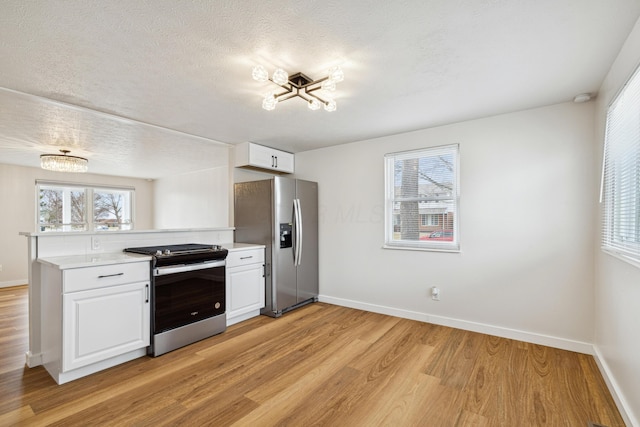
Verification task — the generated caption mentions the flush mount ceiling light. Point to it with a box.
[40,149,88,173]
[252,65,344,112]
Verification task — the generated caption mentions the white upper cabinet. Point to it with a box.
[235,142,294,174]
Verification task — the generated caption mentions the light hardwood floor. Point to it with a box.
[0,285,625,426]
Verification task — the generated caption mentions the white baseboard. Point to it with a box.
[317,295,594,355]
[25,351,43,368]
[45,348,147,385]
[0,279,28,288]
[592,345,637,427]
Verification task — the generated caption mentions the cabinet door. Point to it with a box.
[249,143,278,170]
[273,151,295,173]
[226,264,265,318]
[63,281,150,372]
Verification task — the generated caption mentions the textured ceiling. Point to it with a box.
[1,0,639,179]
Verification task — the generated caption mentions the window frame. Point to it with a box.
[600,62,640,267]
[36,180,135,233]
[384,144,460,252]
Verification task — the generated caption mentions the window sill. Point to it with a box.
[383,244,460,253]
[601,248,640,270]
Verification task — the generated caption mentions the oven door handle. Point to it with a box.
[154,260,225,276]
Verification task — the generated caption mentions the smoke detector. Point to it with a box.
[573,93,592,103]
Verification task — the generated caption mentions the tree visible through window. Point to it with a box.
[385,144,459,251]
[39,186,86,231]
[37,182,133,232]
[94,190,131,230]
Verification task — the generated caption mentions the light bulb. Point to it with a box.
[328,66,344,82]
[324,99,337,112]
[262,92,278,111]
[252,65,268,82]
[308,99,321,110]
[272,68,289,86]
[321,79,336,92]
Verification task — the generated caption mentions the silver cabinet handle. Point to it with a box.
[145,284,149,303]
[98,272,124,279]
[240,256,253,260]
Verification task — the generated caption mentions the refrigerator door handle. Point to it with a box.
[292,200,298,265]
[294,198,303,266]
[298,198,303,266]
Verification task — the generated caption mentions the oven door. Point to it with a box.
[153,261,225,334]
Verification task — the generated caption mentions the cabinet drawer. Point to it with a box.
[226,248,265,268]
[63,262,150,293]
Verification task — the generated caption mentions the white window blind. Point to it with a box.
[384,144,459,251]
[601,63,640,264]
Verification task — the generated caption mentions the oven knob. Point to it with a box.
[164,249,171,255]
[155,250,162,256]
[215,302,221,309]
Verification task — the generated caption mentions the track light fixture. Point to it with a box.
[252,65,344,112]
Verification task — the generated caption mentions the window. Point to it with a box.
[420,214,439,226]
[93,188,133,231]
[38,186,86,231]
[384,144,459,251]
[601,63,640,264]
[38,182,134,232]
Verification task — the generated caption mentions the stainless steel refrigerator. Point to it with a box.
[234,177,318,317]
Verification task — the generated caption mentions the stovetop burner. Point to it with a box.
[124,243,228,267]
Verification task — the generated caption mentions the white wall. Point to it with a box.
[296,101,597,351]
[0,163,154,287]
[593,15,640,427]
[153,165,229,229]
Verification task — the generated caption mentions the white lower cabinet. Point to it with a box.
[41,260,150,384]
[226,247,265,326]
[63,281,150,372]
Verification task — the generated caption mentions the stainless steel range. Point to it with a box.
[123,243,228,356]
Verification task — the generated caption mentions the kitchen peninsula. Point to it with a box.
[22,228,265,384]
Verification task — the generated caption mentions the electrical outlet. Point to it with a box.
[431,286,440,301]
[0,264,3,272]
[91,236,101,250]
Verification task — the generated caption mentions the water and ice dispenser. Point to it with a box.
[280,223,292,248]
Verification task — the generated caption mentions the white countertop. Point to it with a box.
[37,243,263,270]
[223,242,265,251]
[20,227,234,238]
[38,252,152,270]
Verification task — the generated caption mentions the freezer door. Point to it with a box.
[295,179,319,303]
[273,177,298,312]
[234,180,274,313]
[234,180,273,247]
